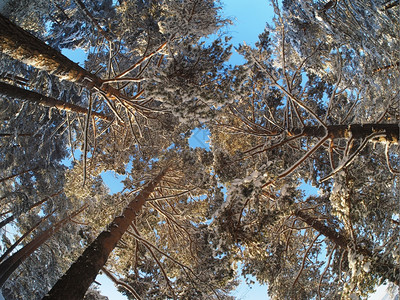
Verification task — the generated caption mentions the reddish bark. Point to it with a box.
[0,191,62,230]
[295,210,400,285]
[42,168,168,300]
[73,0,113,42]
[0,14,126,102]
[0,205,87,287]
[0,82,113,122]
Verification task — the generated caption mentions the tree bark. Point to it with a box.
[295,124,399,143]
[42,168,168,300]
[0,14,123,100]
[0,167,38,184]
[0,205,87,287]
[295,210,400,285]
[0,191,62,230]
[0,210,54,263]
[0,82,113,122]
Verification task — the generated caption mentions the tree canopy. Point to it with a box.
[0,0,399,299]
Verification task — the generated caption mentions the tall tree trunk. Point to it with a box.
[0,14,122,100]
[0,205,87,287]
[0,167,38,184]
[295,124,399,143]
[42,168,168,300]
[0,210,54,263]
[0,82,113,122]
[0,191,62,230]
[295,209,400,285]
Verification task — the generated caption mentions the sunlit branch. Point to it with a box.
[340,92,360,122]
[262,134,329,188]
[373,61,400,71]
[376,90,400,123]
[242,132,304,159]
[320,132,387,182]
[343,136,354,157]
[248,51,327,128]
[73,0,113,42]
[147,189,196,202]
[101,77,144,85]
[325,64,342,123]
[82,93,93,186]
[328,139,336,170]
[66,114,76,161]
[292,233,321,288]
[290,43,322,89]
[101,267,142,300]
[97,90,125,123]
[129,225,175,298]
[229,105,274,135]
[116,42,168,79]
[318,246,336,300]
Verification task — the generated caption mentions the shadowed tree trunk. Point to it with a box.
[0,191,62,230]
[0,205,87,287]
[42,167,168,300]
[0,82,113,122]
[295,209,400,285]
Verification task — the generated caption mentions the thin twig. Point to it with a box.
[320,132,387,182]
[101,267,142,300]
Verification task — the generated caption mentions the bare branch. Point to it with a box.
[101,267,142,300]
[292,233,321,288]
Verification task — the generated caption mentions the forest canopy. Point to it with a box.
[0,0,399,299]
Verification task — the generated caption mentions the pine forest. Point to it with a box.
[0,0,400,299]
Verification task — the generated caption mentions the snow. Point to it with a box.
[369,285,399,300]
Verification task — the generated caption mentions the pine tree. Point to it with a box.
[209,1,400,298]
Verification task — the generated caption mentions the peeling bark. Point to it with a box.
[294,124,399,143]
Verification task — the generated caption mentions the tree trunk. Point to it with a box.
[0,82,113,122]
[0,167,38,184]
[42,168,168,300]
[0,191,62,230]
[296,124,399,143]
[0,205,87,287]
[0,14,122,100]
[0,210,54,263]
[295,210,400,285]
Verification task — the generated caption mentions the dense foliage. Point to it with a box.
[0,0,399,299]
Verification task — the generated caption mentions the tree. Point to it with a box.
[1,0,234,298]
[209,1,400,298]
[0,204,87,287]
[43,167,168,299]
[3,0,399,299]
